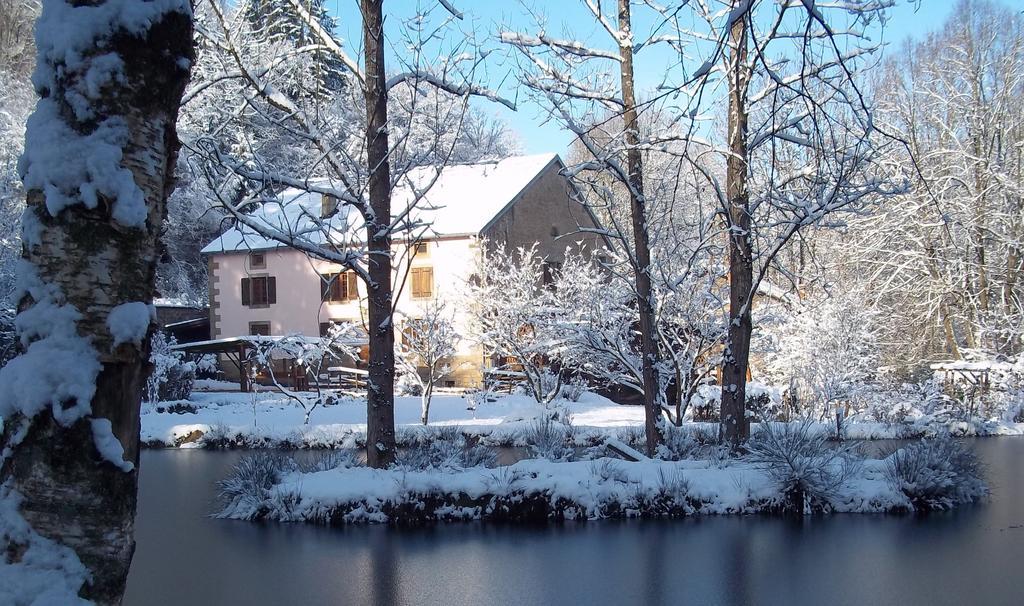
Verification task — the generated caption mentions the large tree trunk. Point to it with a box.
[617,0,662,456]
[720,5,752,448]
[361,0,397,468]
[0,2,192,603]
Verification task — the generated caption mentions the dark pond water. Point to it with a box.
[124,439,1024,606]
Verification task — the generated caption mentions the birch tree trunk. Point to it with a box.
[720,6,752,448]
[617,0,662,456]
[361,0,397,468]
[0,1,193,603]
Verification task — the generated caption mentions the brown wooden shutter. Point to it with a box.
[268,276,277,304]
[421,268,433,297]
[320,274,330,301]
[241,278,250,306]
[347,271,359,300]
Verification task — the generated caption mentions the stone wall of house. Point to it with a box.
[481,161,604,259]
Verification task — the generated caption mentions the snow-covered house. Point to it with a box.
[200,153,603,387]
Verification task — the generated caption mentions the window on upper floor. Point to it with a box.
[241,276,276,307]
[413,241,429,257]
[249,252,266,269]
[321,271,359,302]
[410,267,433,298]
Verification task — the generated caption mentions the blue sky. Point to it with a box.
[327,0,1018,156]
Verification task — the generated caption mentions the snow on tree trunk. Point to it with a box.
[361,0,396,469]
[0,1,193,603]
[617,0,662,457]
[720,4,752,448]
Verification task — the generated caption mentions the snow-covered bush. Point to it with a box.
[395,427,496,470]
[146,331,195,402]
[1003,395,1024,423]
[559,376,587,402]
[883,437,987,510]
[655,424,703,461]
[395,371,423,396]
[758,292,879,421]
[217,453,296,513]
[297,449,363,473]
[525,417,574,461]
[746,419,862,512]
[616,426,647,452]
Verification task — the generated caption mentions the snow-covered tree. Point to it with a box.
[0,1,40,301]
[839,0,1024,366]
[467,245,564,404]
[0,1,193,602]
[396,299,459,425]
[758,291,880,427]
[553,249,725,426]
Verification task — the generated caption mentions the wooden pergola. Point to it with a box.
[929,360,1014,395]
[171,334,368,392]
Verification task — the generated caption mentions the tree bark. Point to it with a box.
[0,3,193,603]
[720,5,752,448]
[361,0,397,468]
[617,0,662,456]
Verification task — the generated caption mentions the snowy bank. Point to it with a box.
[215,439,986,525]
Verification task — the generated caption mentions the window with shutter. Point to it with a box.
[321,272,359,302]
[410,267,433,298]
[243,276,275,307]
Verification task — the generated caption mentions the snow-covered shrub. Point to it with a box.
[525,417,573,461]
[758,292,879,421]
[395,427,496,470]
[560,376,587,402]
[146,331,195,402]
[297,449,362,473]
[655,424,702,461]
[746,419,861,512]
[395,370,423,396]
[616,426,646,452]
[217,453,296,513]
[465,381,497,410]
[883,437,987,510]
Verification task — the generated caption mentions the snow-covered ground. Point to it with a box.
[141,389,1024,449]
[141,391,648,448]
[219,456,908,523]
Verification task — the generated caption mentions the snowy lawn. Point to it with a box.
[141,389,1024,449]
[141,391,647,448]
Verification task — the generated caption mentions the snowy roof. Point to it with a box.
[201,153,560,254]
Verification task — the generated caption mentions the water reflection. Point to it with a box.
[125,439,1023,606]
